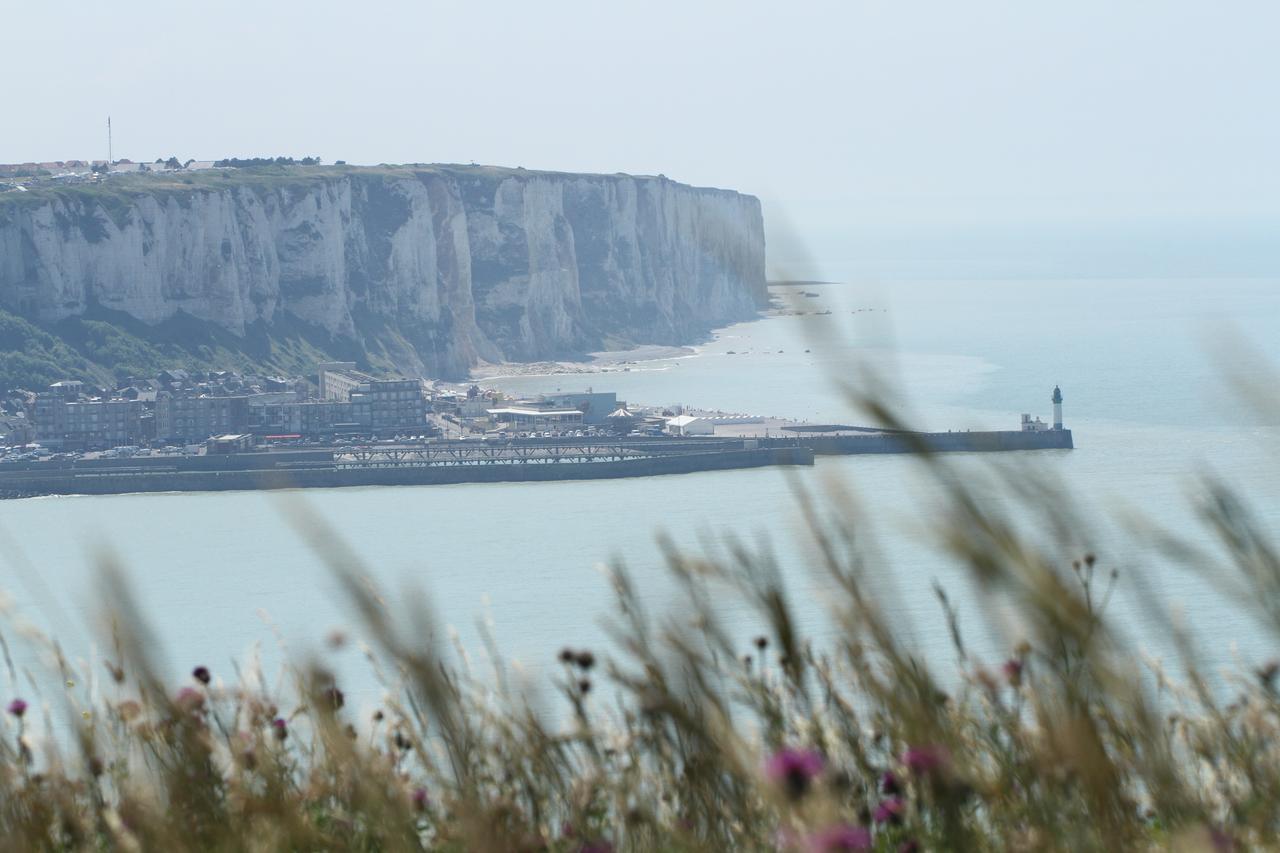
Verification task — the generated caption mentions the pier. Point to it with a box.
[0,426,1072,499]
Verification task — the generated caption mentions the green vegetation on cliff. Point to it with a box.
[0,307,401,390]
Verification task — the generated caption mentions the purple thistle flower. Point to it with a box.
[765,747,825,798]
[903,744,948,777]
[272,717,288,741]
[7,698,27,718]
[1002,658,1023,685]
[806,824,872,852]
[874,797,906,825]
[1210,827,1235,852]
[192,665,211,685]
[411,787,428,810]
[880,770,902,795]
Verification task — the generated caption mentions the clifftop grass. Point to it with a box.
[0,163,748,215]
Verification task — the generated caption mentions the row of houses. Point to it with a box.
[26,367,431,450]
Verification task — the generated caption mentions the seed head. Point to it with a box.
[322,686,345,710]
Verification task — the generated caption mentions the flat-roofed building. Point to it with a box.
[542,391,618,425]
[486,407,584,431]
[156,394,250,443]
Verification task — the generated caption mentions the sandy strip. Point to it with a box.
[470,344,696,380]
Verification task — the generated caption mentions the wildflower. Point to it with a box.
[880,770,902,795]
[322,686,345,710]
[806,824,871,852]
[754,635,769,650]
[903,745,948,777]
[579,678,592,694]
[272,717,288,741]
[1257,661,1279,689]
[192,665,211,685]
[1003,658,1024,686]
[874,797,906,826]
[174,687,204,712]
[411,787,428,811]
[559,648,576,664]
[575,650,595,670]
[7,698,27,718]
[765,747,825,798]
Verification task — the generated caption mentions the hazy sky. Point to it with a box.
[5,1,1277,278]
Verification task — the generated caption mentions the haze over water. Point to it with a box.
[2,278,1277,714]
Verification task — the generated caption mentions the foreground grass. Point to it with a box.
[1,387,1277,852]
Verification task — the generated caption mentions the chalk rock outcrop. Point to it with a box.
[0,165,766,377]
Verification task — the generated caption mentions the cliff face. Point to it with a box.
[0,166,766,378]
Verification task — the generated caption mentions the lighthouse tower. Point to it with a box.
[1052,385,1063,430]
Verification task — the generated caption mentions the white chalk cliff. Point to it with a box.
[0,166,766,377]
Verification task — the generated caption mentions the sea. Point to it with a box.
[2,278,1278,719]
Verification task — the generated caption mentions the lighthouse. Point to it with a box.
[1052,385,1063,430]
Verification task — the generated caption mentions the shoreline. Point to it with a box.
[469,343,701,381]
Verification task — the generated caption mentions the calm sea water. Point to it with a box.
[2,278,1277,718]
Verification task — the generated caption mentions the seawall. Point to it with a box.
[0,445,814,498]
[798,429,1074,455]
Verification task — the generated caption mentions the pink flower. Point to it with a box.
[272,717,288,741]
[7,698,27,717]
[175,687,204,712]
[874,797,906,825]
[807,824,871,852]
[903,744,948,777]
[1002,658,1023,685]
[411,787,428,810]
[765,748,825,797]
[880,770,902,795]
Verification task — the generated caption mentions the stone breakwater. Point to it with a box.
[0,166,767,378]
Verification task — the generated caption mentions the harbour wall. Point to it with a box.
[794,429,1074,455]
[0,446,814,498]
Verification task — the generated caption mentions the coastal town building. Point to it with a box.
[540,391,619,425]
[665,415,715,436]
[486,407,584,431]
